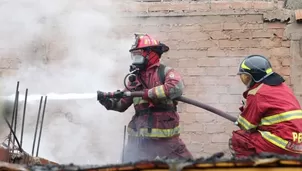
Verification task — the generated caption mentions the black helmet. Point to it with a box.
[238,55,274,82]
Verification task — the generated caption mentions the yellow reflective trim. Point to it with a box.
[266,68,273,74]
[260,110,302,126]
[155,85,166,98]
[133,97,148,105]
[258,131,288,149]
[127,126,180,138]
[237,115,257,130]
[241,60,251,70]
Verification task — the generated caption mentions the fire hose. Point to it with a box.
[100,91,237,123]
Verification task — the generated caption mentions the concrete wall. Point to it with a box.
[115,0,302,157]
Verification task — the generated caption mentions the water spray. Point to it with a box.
[2,93,97,103]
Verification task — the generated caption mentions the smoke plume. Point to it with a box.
[0,0,134,165]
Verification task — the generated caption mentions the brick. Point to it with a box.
[281,57,291,66]
[210,1,232,10]
[195,94,221,104]
[211,133,230,143]
[203,143,228,154]
[180,113,196,123]
[197,58,219,67]
[178,59,199,68]
[219,40,259,48]
[248,48,271,57]
[205,67,228,76]
[252,29,284,38]
[191,133,212,144]
[283,76,291,85]
[183,76,200,85]
[188,142,204,153]
[270,47,290,56]
[259,38,282,48]
[215,76,238,86]
[185,68,206,76]
[227,30,252,40]
[200,86,228,94]
[228,85,245,95]
[243,23,264,30]
[223,23,242,30]
[198,76,219,85]
[219,58,241,67]
[252,1,275,10]
[186,50,207,58]
[269,58,282,69]
[282,41,290,47]
[280,66,291,76]
[205,123,225,134]
[228,66,240,76]
[170,31,209,41]
[147,3,190,12]
[196,113,216,123]
[179,25,202,32]
[202,23,223,31]
[227,49,250,57]
[198,40,219,48]
[184,122,204,132]
[239,14,263,23]
[189,3,210,11]
[208,31,230,40]
[207,48,226,57]
[264,23,286,29]
[219,94,242,104]
[231,2,253,10]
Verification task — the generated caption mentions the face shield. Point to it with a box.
[129,49,148,72]
[131,49,145,65]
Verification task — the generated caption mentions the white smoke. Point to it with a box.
[0,0,135,165]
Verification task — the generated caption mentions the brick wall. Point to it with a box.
[0,0,300,161]
[116,0,294,158]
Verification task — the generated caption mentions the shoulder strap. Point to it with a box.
[158,64,166,84]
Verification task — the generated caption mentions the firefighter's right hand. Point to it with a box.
[97,91,113,110]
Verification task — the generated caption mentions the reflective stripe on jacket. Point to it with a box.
[237,83,302,154]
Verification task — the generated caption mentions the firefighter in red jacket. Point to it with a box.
[97,34,193,162]
[231,54,302,158]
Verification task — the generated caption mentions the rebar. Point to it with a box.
[31,96,43,156]
[7,81,19,161]
[20,88,28,148]
[36,96,47,157]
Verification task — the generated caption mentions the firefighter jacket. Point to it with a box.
[237,82,302,154]
[109,62,184,139]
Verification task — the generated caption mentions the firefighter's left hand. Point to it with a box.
[142,89,150,99]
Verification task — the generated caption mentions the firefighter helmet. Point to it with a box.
[129,33,169,55]
[238,55,274,83]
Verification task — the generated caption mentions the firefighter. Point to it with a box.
[230,54,302,158]
[97,33,193,162]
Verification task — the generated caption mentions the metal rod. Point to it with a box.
[7,81,19,159]
[4,117,23,153]
[31,96,43,156]
[12,91,19,155]
[121,125,126,163]
[36,96,47,157]
[20,88,28,148]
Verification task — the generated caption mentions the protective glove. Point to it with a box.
[97,91,113,110]
[142,89,150,100]
[239,100,246,112]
